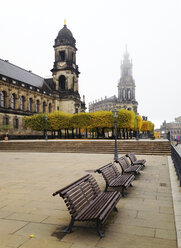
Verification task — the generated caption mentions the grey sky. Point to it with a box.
[0,0,180,128]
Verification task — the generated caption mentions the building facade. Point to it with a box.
[160,116,181,139]
[89,48,138,113]
[0,22,85,137]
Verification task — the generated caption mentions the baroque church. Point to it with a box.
[89,48,138,113]
[0,21,85,137]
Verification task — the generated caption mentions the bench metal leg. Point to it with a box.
[96,220,104,238]
[130,183,133,187]
[121,187,126,197]
[104,184,108,192]
[114,206,118,212]
[64,218,74,233]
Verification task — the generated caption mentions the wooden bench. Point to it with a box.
[117,156,143,176]
[52,174,121,237]
[95,162,135,197]
[126,152,146,167]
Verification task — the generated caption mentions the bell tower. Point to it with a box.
[51,21,85,113]
[51,20,79,93]
[118,46,138,112]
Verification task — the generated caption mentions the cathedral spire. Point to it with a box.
[124,44,129,60]
[64,19,67,27]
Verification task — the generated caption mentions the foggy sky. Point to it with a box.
[0,0,181,128]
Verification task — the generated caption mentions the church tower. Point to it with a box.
[51,21,85,113]
[118,47,138,113]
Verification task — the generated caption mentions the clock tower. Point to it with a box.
[51,21,85,113]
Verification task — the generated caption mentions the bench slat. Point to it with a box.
[76,191,120,220]
[52,174,121,237]
[95,162,135,196]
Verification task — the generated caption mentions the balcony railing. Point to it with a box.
[171,144,181,186]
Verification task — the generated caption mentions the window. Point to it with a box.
[11,94,16,109]
[28,98,33,112]
[35,100,40,113]
[22,119,26,130]
[59,75,66,91]
[3,116,9,125]
[48,103,52,113]
[43,102,46,113]
[13,117,19,129]
[20,96,25,110]
[0,91,5,107]
[123,89,126,100]
[127,89,131,100]
[59,51,65,61]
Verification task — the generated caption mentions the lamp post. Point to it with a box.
[45,115,48,141]
[136,113,139,140]
[112,108,119,162]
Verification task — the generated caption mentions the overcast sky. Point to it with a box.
[0,0,181,128]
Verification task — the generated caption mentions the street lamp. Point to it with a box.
[45,115,48,141]
[136,114,139,140]
[112,108,119,162]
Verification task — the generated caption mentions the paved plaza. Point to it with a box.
[0,152,180,247]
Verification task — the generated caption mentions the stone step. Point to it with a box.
[0,140,171,155]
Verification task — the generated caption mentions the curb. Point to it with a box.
[168,156,181,248]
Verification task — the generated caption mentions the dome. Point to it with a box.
[58,25,73,40]
[54,22,76,48]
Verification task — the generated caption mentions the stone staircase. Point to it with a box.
[0,139,171,155]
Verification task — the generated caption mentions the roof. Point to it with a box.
[106,95,117,101]
[0,59,46,88]
[58,25,73,40]
[54,24,76,48]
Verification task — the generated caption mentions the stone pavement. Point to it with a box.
[0,152,178,248]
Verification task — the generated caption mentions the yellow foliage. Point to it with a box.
[141,121,154,132]
[138,115,143,129]
[24,110,152,133]
[48,111,72,130]
[89,111,113,129]
[24,114,49,131]
[117,109,136,129]
[70,112,91,129]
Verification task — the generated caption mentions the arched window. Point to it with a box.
[123,89,126,100]
[48,103,52,113]
[59,50,65,61]
[28,98,33,112]
[127,89,131,100]
[0,91,5,107]
[35,100,40,113]
[13,117,19,129]
[59,75,66,91]
[3,116,9,125]
[43,101,46,113]
[20,96,25,110]
[11,93,16,109]
[22,119,26,130]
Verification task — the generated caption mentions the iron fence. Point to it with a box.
[171,144,181,186]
